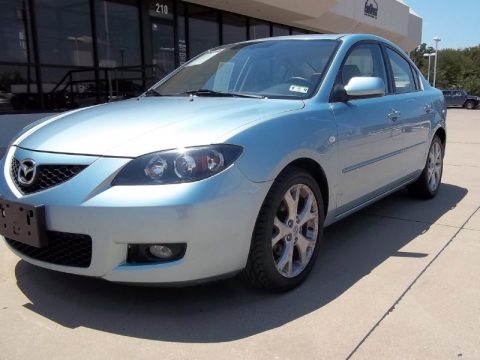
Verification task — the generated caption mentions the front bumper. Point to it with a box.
[0,146,271,283]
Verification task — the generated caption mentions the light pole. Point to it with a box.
[423,52,435,84]
[433,37,441,87]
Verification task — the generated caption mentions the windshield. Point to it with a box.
[151,39,338,99]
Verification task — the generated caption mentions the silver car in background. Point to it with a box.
[0,34,446,292]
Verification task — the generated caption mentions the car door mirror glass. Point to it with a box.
[344,77,385,99]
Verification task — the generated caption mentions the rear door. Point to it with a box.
[383,47,431,174]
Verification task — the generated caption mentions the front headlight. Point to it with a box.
[112,144,243,185]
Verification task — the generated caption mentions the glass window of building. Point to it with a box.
[176,1,187,65]
[0,0,34,63]
[291,27,308,35]
[149,0,175,78]
[222,13,247,45]
[249,19,270,39]
[40,66,98,109]
[0,64,37,111]
[272,24,290,37]
[96,0,142,68]
[35,0,93,66]
[188,5,219,58]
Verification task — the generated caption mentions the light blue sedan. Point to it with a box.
[0,34,446,291]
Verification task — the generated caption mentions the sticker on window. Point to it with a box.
[185,49,222,67]
[289,85,309,94]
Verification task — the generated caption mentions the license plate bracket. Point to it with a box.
[0,197,47,248]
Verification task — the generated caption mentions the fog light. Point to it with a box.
[149,245,173,259]
[127,243,187,264]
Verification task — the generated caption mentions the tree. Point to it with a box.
[410,43,435,77]
[410,45,480,95]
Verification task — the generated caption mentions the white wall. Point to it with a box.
[187,0,422,50]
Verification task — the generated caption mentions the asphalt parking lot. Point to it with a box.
[0,109,479,359]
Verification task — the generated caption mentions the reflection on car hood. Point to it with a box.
[14,97,304,157]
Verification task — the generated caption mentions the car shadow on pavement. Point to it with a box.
[14,183,467,343]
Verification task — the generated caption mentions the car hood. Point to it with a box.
[14,97,304,157]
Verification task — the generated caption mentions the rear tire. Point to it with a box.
[465,100,475,110]
[242,168,324,292]
[407,135,444,199]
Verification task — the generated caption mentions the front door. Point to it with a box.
[331,43,407,213]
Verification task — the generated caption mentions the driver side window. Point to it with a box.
[340,43,387,92]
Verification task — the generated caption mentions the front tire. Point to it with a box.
[407,135,444,199]
[243,168,324,292]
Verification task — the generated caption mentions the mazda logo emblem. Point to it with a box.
[18,159,37,186]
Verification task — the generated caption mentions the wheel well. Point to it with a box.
[435,127,446,147]
[283,158,329,215]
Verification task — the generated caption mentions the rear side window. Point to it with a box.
[386,48,417,94]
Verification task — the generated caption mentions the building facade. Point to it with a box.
[0,0,422,113]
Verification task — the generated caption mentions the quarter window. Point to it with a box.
[386,48,416,94]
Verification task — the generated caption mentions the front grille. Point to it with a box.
[11,158,87,194]
[6,231,92,268]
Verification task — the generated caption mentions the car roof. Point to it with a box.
[236,33,405,53]
[245,33,384,41]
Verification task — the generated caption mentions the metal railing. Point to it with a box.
[50,65,165,107]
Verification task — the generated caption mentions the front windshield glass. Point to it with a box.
[151,39,338,99]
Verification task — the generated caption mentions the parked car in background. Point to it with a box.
[0,34,447,292]
[442,89,480,109]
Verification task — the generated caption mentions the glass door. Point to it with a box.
[150,0,175,81]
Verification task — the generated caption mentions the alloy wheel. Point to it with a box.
[427,141,443,193]
[272,184,319,278]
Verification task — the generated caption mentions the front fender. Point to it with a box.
[222,104,338,211]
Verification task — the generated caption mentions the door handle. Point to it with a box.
[424,104,433,114]
[388,109,401,121]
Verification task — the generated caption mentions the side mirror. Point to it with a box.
[344,77,385,99]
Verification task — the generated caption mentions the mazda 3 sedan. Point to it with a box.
[0,34,446,291]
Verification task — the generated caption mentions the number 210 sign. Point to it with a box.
[155,2,168,15]
[150,1,172,19]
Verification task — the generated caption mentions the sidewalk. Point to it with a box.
[351,109,480,359]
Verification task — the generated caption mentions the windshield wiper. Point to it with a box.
[183,89,266,99]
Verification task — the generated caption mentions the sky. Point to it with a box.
[402,0,478,49]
